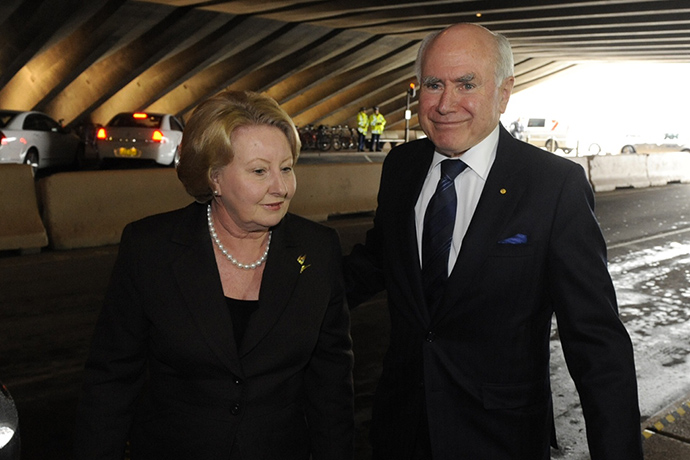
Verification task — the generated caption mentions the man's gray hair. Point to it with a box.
[414,24,514,86]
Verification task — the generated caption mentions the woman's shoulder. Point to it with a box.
[280,213,342,251]
[130,202,201,228]
[123,202,203,245]
[279,214,342,268]
[282,213,337,238]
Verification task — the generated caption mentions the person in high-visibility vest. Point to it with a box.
[369,106,386,152]
[356,107,369,151]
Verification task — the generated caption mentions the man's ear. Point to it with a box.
[499,76,515,113]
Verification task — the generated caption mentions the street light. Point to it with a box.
[405,82,416,142]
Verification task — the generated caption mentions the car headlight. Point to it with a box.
[0,382,18,450]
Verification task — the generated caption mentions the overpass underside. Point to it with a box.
[0,0,688,131]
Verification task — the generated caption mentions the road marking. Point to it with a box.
[643,399,690,439]
[609,227,690,250]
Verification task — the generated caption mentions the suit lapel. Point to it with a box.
[241,216,301,356]
[171,204,243,375]
[432,128,528,325]
[171,208,304,368]
[391,141,435,326]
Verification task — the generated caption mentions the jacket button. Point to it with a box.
[231,403,241,415]
[234,377,243,385]
[426,331,436,342]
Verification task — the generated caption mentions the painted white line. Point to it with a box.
[608,227,690,250]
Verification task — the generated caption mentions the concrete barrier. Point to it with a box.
[0,164,48,253]
[291,162,382,222]
[40,169,193,250]
[646,152,690,186]
[12,150,688,251]
[36,163,382,250]
[588,154,650,192]
[379,130,426,150]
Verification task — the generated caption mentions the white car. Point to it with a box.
[0,380,19,458]
[0,110,82,173]
[96,112,184,167]
[508,117,576,154]
[619,132,690,154]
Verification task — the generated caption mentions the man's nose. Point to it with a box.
[436,87,457,114]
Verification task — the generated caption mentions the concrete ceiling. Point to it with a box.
[1,0,689,131]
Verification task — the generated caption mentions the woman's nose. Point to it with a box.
[270,170,288,196]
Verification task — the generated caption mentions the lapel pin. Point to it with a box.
[500,188,507,195]
[297,254,311,273]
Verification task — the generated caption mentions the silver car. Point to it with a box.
[0,110,82,173]
[95,112,184,166]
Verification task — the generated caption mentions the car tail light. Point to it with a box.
[0,131,6,146]
[96,127,107,139]
[152,130,164,142]
[133,113,148,119]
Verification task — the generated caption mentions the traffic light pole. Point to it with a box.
[405,82,416,143]
[405,90,410,143]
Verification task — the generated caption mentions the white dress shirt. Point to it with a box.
[414,125,500,273]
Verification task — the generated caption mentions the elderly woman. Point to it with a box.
[74,91,354,460]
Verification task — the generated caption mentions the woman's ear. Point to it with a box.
[209,169,221,195]
[210,168,219,184]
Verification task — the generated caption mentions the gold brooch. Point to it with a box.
[297,254,311,273]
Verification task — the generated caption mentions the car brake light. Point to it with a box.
[96,127,107,139]
[0,131,5,146]
[152,130,164,142]
[133,113,148,119]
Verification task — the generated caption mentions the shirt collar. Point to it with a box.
[430,125,499,181]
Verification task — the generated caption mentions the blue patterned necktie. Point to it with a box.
[422,159,468,310]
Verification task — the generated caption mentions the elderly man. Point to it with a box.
[346,23,643,460]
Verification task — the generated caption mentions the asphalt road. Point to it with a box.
[1,182,690,459]
[551,184,690,458]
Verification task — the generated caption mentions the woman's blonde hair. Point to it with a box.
[177,90,300,203]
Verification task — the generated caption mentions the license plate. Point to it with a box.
[116,147,141,158]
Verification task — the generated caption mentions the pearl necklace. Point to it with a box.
[207,204,271,270]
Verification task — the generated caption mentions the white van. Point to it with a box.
[508,117,576,154]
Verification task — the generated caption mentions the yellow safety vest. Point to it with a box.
[369,113,386,134]
[357,112,369,134]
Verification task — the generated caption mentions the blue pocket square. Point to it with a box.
[498,233,528,244]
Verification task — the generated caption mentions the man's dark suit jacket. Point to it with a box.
[74,203,354,460]
[346,125,643,460]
